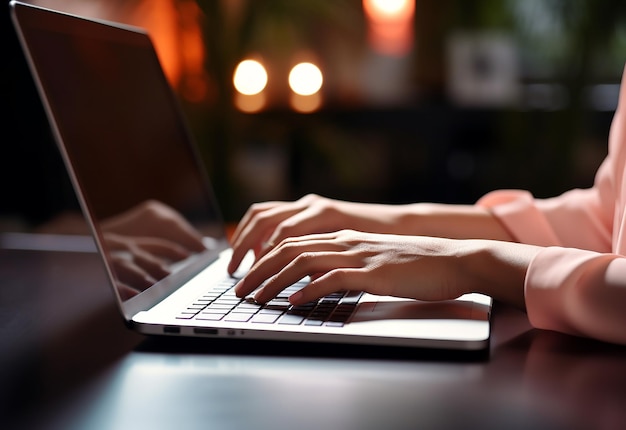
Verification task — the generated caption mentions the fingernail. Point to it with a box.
[253,291,263,303]
[289,290,303,305]
[233,280,243,296]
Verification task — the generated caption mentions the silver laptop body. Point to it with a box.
[11,1,491,351]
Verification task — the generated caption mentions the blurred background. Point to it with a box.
[3,0,626,230]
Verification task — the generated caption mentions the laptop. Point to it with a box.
[10,1,492,351]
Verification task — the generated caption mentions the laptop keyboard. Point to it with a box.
[176,277,363,327]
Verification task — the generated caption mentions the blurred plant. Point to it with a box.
[444,0,626,194]
[450,0,626,82]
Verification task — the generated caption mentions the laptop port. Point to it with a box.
[194,328,218,335]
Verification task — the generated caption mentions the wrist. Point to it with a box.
[456,239,540,309]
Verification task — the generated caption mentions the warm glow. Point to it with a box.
[363,0,414,57]
[290,92,322,113]
[233,60,268,95]
[288,62,323,96]
[366,0,412,18]
[54,0,208,102]
[235,92,267,113]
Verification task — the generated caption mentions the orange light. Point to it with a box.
[364,0,414,19]
[362,0,414,57]
[235,92,267,113]
[290,93,322,113]
[53,0,209,102]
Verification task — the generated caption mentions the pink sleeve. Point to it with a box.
[476,182,612,252]
[477,63,625,253]
[475,64,626,344]
[525,247,626,345]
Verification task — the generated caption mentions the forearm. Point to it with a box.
[364,202,516,242]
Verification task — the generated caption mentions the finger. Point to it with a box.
[229,195,323,271]
[233,243,284,298]
[244,247,357,303]
[229,201,283,244]
[231,194,319,244]
[265,206,331,249]
[289,268,367,305]
[228,204,304,274]
[252,230,341,265]
[254,252,355,303]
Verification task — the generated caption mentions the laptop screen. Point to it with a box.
[13,3,227,305]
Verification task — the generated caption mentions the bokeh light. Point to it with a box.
[233,59,268,95]
[288,62,323,96]
[363,0,414,56]
[365,0,412,17]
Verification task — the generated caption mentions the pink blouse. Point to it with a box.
[477,67,626,345]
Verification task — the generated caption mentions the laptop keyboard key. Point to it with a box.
[278,314,304,325]
[224,313,253,322]
[186,278,362,328]
[195,313,225,321]
[250,313,281,324]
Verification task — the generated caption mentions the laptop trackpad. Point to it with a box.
[352,295,488,323]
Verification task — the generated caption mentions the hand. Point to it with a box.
[228,194,405,274]
[235,229,465,305]
[234,229,539,307]
[228,194,515,275]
